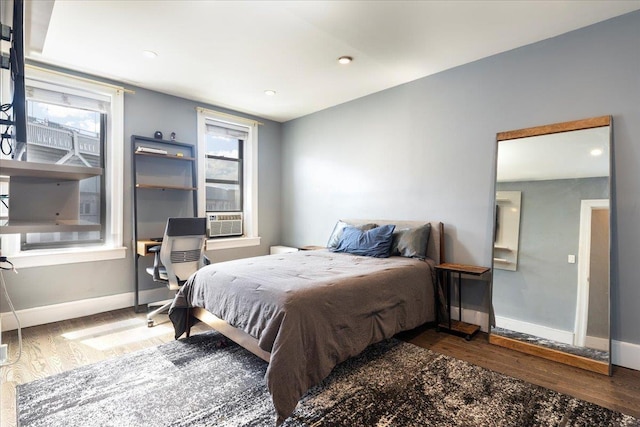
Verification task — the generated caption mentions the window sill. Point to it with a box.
[206,236,261,251]
[8,246,127,269]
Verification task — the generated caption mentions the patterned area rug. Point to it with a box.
[17,331,638,427]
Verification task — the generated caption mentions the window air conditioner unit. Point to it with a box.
[207,212,243,238]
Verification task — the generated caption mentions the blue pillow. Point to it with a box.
[326,221,378,249]
[332,224,396,258]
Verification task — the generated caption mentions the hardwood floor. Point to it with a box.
[1,310,639,427]
[400,325,640,420]
[0,308,210,427]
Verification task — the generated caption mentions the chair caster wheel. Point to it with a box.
[147,320,154,327]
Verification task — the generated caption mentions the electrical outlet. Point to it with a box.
[0,343,8,363]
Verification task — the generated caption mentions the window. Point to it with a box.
[204,123,244,212]
[197,108,260,249]
[0,66,125,267]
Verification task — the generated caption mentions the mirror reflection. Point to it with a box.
[490,117,612,375]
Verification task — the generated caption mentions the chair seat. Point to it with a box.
[146,266,168,281]
[146,266,184,291]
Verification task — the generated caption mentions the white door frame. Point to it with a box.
[574,199,609,347]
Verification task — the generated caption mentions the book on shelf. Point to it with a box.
[136,146,168,155]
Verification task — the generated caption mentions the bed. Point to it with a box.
[168,219,444,424]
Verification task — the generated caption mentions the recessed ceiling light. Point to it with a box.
[264,90,276,96]
[590,148,603,156]
[337,56,353,65]
[143,50,158,59]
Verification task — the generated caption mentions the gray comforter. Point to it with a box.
[169,250,436,424]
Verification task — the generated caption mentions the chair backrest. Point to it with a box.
[160,217,207,290]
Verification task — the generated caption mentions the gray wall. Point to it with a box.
[494,177,608,332]
[281,11,640,346]
[2,78,282,311]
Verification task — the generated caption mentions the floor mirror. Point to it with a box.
[489,116,612,375]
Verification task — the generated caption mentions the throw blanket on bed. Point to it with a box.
[169,250,436,424]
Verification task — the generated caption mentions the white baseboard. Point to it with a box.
[0,288,170,332]
[612,340,640,371]
[494,315,640,371]
[585,335,609,352]
[494,315,574,345]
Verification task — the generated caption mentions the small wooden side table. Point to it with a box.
[435,263,491,341]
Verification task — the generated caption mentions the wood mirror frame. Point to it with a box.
[489,115,612,376]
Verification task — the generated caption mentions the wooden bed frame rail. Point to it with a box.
[188,307,271,362]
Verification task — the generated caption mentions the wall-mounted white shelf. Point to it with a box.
[0,159,103,234]
[0,158,102,180]
[494,190,522,271]
[0,219,101,234]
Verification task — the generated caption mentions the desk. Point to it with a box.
[435,263,491,341]
[134,239,163,312]
[136,239,161,256]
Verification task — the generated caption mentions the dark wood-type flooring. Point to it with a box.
[1,309,639,427]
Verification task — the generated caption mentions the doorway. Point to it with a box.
[574,199,609,349]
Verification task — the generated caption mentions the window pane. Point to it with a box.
[205,134,239,159]
[205,183,241,212]
[80,176,101,223]
[26,101,102,166]
[25,230,101,246]
[206,158,239,181]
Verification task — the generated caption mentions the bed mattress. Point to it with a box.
[169,249,437,423]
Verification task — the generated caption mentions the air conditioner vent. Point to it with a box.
[207,212,243,238]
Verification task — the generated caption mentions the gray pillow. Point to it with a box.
[390,223,431,259]
[327,220,378,248]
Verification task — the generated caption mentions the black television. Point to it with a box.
[11,0,27,156]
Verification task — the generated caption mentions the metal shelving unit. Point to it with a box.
[131,135,197,311]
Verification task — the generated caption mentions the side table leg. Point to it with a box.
[447,271,452,332]
[458,272,462,323]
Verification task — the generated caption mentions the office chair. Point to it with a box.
[146,217,208,327]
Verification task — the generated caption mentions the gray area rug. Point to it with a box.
[18,331,638,427]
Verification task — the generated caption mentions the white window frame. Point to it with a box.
[0,66,126,268]
[196,107,260,250]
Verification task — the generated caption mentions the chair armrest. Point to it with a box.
[151,247,162,281]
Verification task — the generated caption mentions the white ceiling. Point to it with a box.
[23,1,640,123]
